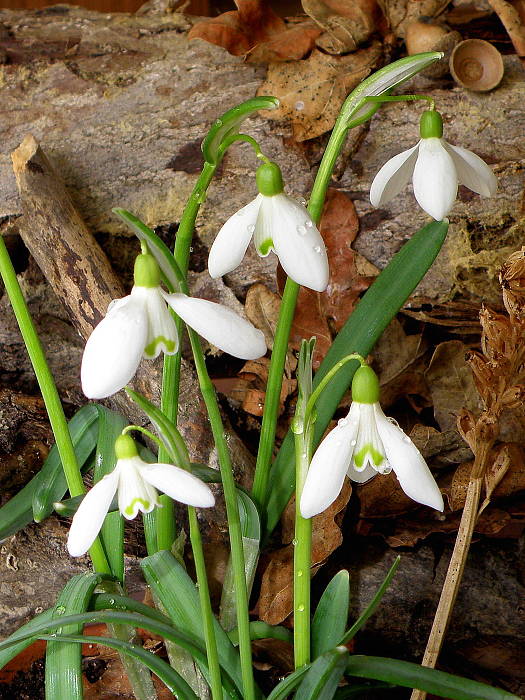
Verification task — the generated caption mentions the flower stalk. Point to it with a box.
[0,237,111,575]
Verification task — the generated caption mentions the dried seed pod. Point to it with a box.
[449,39,504,92]
[500,247,525,319]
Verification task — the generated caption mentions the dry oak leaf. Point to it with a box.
[258,42,382,141]
[376,0,451,38]
[302,0,380,54]
[257,481,351,625]
[282,189,376,365]
[188,1,321,62]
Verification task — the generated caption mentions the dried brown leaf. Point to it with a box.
[303,0,380,54]
[258,43,382,141]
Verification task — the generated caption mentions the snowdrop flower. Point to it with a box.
[81,250,266,399]
[68,434,214,557]
[208,161,329,292]
[300,364,443,518]
[370,108,497,221]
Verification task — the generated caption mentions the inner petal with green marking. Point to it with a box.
[124,497,151,517]
[351,402,391,474]
[144,335,177,358]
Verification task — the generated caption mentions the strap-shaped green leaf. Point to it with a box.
[267,666,309,700]
[141,550,248,699]
[295,647,350,700]
[341,557,399,644]
[44,572,110,700]
[345,656,519,700]
[264,219,449,539]
[312,570,350,658]
[201,96,280,165]
[41,632,198,700]
[228,621,292,646]
[0,404,99,539]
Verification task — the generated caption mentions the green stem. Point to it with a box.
[156,161,217,553]
[0,237,110,575]
[305,353,366,420]
[188,507,223,700]
[187,326,255,700]
[251,112,353,512]
[293,430,312,669]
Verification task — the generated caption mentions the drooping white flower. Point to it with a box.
[81,251,266,399]
[67,434,215,557]
[370,108,497,221]
[208,161,329,292]
[300,365,443,518]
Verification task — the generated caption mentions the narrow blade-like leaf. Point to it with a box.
[312,570,350,658]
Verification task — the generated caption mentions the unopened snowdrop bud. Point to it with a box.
[300,364,444,519]
[67,432,215,557]
[370,107,497,221]
[208,161,329,292]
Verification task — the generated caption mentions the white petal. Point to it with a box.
[443,142,497,197]
[81,294,148,399]
[141,463,215,508]
[162,292,266,360]
[413,138,458,220]
[67,469,120,557]
[208,196,262,278]
[117,456,160,520]
[374,405,444,511]
[267,194,329,292]
[369,144,419,207]
[351,402,389,474]
[300,410,359,518]
[141,287,179,359]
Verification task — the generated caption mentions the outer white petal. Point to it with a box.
[412,137,458,220]
[208,195,263,278]
[374,405,444,511]
[269,194,329,292]
[141,287,179,359]
[81,293,148,399]
[162,292,266,360]
[369,144,419,207]
[67,469,120,557]
[117,456,160,520]
[443,142,497,197]
[141,462,215,508]
[300,410,359,518]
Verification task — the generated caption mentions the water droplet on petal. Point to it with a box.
[387,417,400,428]
[305,220,313,228]
[313,245,322,254]
[298,197,307,206]
[338,418,348,427]
[350,439,357,446]
[403,435,411,443]
[247,224,255,233]
[296,224,307,236]
[295,101,305,111]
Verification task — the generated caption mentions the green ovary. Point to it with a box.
[124,497,151,516]
[144,336,177,357]
[353,443,385,469]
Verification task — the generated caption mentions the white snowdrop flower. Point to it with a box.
[208,161,329,292]
[300,364,444,518]
[370,109,497,221]
[67,434,215,557]
[81,251,266,399]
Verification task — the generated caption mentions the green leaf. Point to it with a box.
[295,647,350,700]
[228,621,292,646]
[94,405,127,582]
[266,666,309,700]
[345,656,520,700]
[201,96,280,165]
[341,557,400,644]
[312,570,350,658]
[113,208,183,292]
[41,632,199,700]
[32,404,100,522]
[264,219,449,540]
[141,550,248,699]
[0,404,98,540]
[0,607,54,670]
[45,572,110,700]
[333,682,394,698]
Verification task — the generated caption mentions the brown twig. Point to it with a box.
[411,249,525,700]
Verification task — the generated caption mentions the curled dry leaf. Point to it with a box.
[376,0,451,38]
[282,189,376,366]
[500,246,525,319]
[257,481,351,625]
[302,0,380,54]
[258,42,382,141]
[188,1,321,62]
